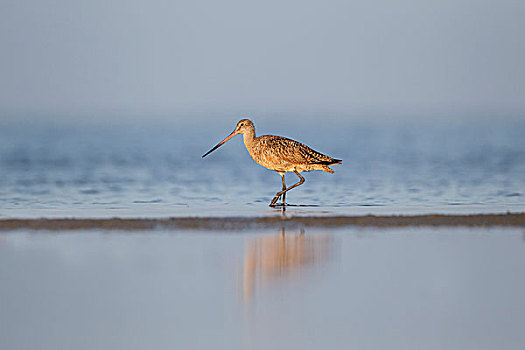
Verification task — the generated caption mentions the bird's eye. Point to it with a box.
[240,123,244,126]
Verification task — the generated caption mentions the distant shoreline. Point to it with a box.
[1,213,524,231]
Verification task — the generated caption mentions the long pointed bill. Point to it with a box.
[202,130,238,158]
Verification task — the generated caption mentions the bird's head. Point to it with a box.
[234,119,254,135]
[202,118,254,158]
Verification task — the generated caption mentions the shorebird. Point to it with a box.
[202,119,342,207]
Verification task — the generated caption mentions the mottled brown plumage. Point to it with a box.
[202,119,342,207]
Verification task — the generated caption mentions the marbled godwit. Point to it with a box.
[202,119,342,207]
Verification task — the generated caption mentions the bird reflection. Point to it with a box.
[242,226,334,303]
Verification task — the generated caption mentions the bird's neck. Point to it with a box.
[242,127,256,149]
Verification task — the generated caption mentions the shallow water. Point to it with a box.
[1,226,525,350]
[1,119,524,217]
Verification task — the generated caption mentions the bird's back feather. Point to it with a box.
[253,135,340,167]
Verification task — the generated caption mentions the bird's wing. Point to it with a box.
[259,135,337,165]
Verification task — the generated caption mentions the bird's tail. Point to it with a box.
[322,165,335,174]
[312,159,342,173]
[314,159,342,166]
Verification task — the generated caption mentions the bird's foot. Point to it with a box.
[269,199,284,207]
[269,200,286,208]
[269,198,278,207]
[269,192,286,207]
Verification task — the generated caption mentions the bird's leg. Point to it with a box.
[281,174,287,205]
[269,170,305,207]
[270,173,287,207]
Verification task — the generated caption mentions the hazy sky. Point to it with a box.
[1,0,524,121]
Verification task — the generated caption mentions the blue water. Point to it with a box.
[2,226,525,349]
[1,119,524,217]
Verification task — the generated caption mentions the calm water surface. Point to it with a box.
[1,119,524,217]
[1,227,525,349]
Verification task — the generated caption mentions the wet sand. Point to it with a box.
[1,212,524,231]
